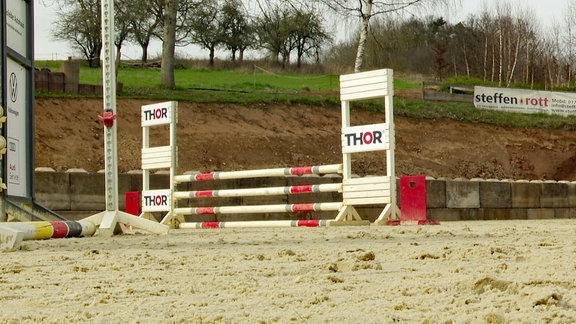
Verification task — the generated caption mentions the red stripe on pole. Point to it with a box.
[201,222,221,229]
[51,221,69,238]
[291,203,315,212]
[195,173,215,181]
[297,220,321,227]
[290,166,313,175]
[196,207,216,215]
[290,185,314,194]
[194,190,215,198]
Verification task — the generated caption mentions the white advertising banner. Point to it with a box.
[6,58,29,198]
[474,86,576,116]
[6,0,28,56]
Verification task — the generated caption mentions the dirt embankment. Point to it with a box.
[34,97,576,181]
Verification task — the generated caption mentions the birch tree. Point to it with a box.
[562,0,576,87]
[318,0,448,72]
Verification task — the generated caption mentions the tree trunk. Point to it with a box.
[209,47,215,66]
[498,29,503,87]
[161,0,177,87]
[463,42,470,77]
[115,44,122,78]
[140,41,150,64]
[483,35,488,81]
[506,32,521,87]
[354,0,373,73]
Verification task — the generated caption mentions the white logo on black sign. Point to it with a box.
[9,72,17,103]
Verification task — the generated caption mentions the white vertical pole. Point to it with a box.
[142,125,150,192]
[341,100,351,181]
[101,0,118,212]
[385,70,398,218]
[336,87,360,221]
[85,0,168,236]
[169,102,178,214]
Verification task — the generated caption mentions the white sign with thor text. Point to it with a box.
[342,123,389,153]
[141,102,174,126]
[141,189,172,212]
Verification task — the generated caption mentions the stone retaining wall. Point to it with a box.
[34,169,576,221]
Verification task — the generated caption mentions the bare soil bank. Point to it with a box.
[35,97,576,180]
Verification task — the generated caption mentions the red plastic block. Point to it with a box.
[400,175,427,222]
[125,191,141,216]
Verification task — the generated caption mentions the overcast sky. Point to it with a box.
[32,0,569,61]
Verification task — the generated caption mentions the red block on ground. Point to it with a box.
[125,191,141,216]
[400,175,427,223]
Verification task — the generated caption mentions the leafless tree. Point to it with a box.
[220,0,255,62]
[113,1,133,73]
[188,0,222,66]
[126,0,164,64]
[53,0,102,67]
[255,1,331,67]
[316,0,449,72]
[562,0,576,88]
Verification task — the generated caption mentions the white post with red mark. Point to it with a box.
[88,0,168,237]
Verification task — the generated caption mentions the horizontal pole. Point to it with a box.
[0,220,97,250]
[174,202,343,216]
[180,219,330,229]
[173,183,342,199]
[174,164,343,183]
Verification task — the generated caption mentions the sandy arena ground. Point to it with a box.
[1,219,575,323]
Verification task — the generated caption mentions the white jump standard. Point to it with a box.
[88,0,168,236]
[339,69,400,224]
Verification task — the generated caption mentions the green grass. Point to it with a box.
[35,61,416,93]
[34,60,576,130]
[64,65,343,92]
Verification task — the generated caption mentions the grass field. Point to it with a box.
[35,60,421,92]
[34,60,576,130]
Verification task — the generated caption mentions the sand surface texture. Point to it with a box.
[1,220,575,323]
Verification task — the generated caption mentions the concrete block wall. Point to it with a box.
[427,178,576,221]
[34,170,576,222]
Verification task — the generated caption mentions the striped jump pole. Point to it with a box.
[175,202,343,216]
[180,219,331,229]
[174,164,343,183]
[173,183,342,199]
[0,220,97,251]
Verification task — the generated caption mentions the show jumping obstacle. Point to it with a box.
[140,68,400,228]
[172,164,345,227]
